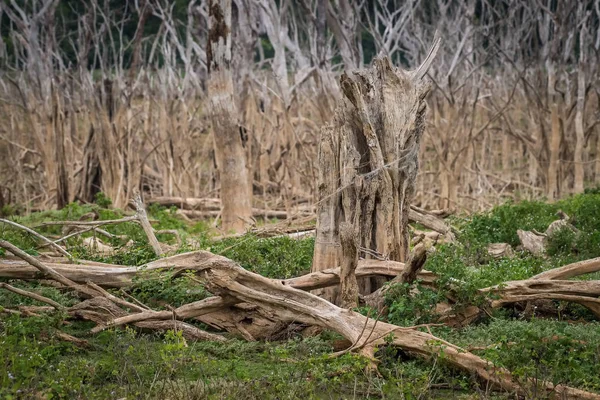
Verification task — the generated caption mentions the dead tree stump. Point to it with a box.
[313,43,440,304]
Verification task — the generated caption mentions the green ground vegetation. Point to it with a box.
[1,191,600,399]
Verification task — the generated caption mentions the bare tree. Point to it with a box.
[207,0,252,232]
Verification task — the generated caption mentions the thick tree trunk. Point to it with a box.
[207,0,252,233]
[313,45,440,303]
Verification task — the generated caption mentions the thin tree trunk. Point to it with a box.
[573,27,587,193]
[53,89,69,209]
[546,61,561,200]
[207,0,252,233]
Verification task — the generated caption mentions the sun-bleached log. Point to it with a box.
[531,256,600,280]
[188,250,598,400]
[0,252,434,290]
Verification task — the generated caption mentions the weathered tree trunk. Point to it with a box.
[546,60,561,200]
[207,0,252,233]
[573,20,587,194]
[75,126,102,203]
[53,88,69,209]
[312,44,440,303]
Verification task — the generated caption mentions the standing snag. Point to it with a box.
[207,0,252,233]
[312,40,441,303]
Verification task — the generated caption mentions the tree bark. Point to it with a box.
[546,62,561,200]
[313,44,440,301]
[53,88,69,209]
[573,22,587,194]
[207,0,252,233]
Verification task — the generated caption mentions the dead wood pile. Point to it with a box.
[2,235,600,398]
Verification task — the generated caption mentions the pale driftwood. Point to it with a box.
[0,240,145,314]
[408,208,455,240]
[4,243,600,334]
[82,237,115,254]
[0,247,226,343]
[0,282,65,310]
[34,216,140,228]
[132,191,163,257]
[177,209,302,220]
[313,46,440,301]
[440,256,600,324]
[38,225,118,248]
[0,218,73,259]
[0,253,435,290]
[148,197,311,222]
[86,281,146,313]
[364,244,429,311]
[517,229,546,256]
[3,242,600,397]
[485,279,600,318]
[191,250,597,399]
[147,197,221,210]
[91,296,237,333]
[531,257,600,280]
[487,243,513,259]
[0,240,99,298]
[67,297,225,343]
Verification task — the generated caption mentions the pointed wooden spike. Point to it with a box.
[408,35,442,82]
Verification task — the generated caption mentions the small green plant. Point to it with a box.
[546,227,577,256]
[129,269,209,308]
[212,235,315,279]
[93,192,113,208]
[385,282,445,326]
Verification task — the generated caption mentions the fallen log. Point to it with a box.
[363,244,429,311]
[440,257,600,324]
[0,218,73,259]
[2,240,600,397]
[283,259,436,291]
[68,297,226,342]
[0,253,433,290]
[177,209,304,220]
[147,197,222,210]
[188,250,598,399]
[531,256,600,280]
[0,244,227,343]
[150,197,451,237]
[408,208,455,240]
[485,279,600,318]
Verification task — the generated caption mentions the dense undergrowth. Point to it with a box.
[1,191,600,398]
